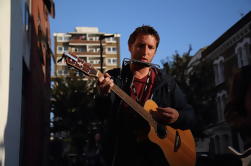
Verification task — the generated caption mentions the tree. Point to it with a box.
[162,45,192,93]
[162,46,215,138]
[186,60,216,137]
[50,74,100,165]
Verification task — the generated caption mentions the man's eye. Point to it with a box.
[148,46,155,49]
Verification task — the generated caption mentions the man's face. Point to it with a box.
[129,34,157,63]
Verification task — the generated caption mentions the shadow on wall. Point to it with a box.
[0,141,3,166]
[4,4,51,166]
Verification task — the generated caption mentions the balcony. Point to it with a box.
[69,39,102,44]
[72,51,104,56]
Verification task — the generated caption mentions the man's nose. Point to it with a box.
[141,46,148,56]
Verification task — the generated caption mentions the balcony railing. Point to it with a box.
[69,39,100,44]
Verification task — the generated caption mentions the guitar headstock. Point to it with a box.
[58,52,99,78]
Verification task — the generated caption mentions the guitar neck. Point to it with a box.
[112,84,156,126]
[64,56,155,127]
[97,71,155,127]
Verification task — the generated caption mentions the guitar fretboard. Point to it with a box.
[65,55,157,129]
[111,84,157,128]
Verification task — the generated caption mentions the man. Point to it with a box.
[98,25,195,166]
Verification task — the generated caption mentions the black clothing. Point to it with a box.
[85,143,106,166]
[101,64,195,166]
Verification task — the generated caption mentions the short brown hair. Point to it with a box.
[128,25,160,48]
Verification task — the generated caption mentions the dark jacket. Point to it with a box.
[101,65,195,166]
[107,64,195,130]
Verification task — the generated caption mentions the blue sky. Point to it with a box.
[50,0,250,67]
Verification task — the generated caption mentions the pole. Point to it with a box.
[99,39,104,73]
[99,34,115,73]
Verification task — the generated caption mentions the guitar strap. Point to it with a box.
[130,69,152,104]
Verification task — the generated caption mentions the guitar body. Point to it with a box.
[144,100,196,166]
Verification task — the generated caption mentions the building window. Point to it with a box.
[216,90,227,122]
[106,37,116,42]
[63,46,68,52]
[88,57,100,64]
[87,34,99,41]
[57,70,68,76]
[57,66,69,76]
[213,56,224,85]
[57,46,63,54]
[57,46,68,54]
[106,58,117,65]
[106,47,117,54]
[213,64,219,84]
[63,70,68,75]
[63,36,71,41]
[80,35,87,40]
[72,46,86,53]
[57,36,63,41]
[88,46,99,53]
[57,36,71,42]
[244,43,251,62]
[58,70,62,75]
[235,37,250,68]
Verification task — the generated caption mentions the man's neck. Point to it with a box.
[130,64,150,79]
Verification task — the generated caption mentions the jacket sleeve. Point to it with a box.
[170,82,196,130]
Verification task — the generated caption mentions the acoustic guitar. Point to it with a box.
[59,52,196,166]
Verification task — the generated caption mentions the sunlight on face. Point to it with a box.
[129,34,157,63]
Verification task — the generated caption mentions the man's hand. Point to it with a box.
[98,73,114,94]
[152,107,179,124]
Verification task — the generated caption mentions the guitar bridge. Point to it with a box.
[174,130,181,152]
[157,124,167,139]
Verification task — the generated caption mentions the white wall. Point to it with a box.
[0,0,25,165]
[0,0,11,165]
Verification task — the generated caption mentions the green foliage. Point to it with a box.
[162,45,192,94]
[50,74,98,154]
[162,46,215,138]
[186,60,216,137]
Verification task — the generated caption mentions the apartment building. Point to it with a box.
[54,27,120,77]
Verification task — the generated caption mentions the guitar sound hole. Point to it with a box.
[157,124,167,139]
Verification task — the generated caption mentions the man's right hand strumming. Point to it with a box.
[98,73,114,94]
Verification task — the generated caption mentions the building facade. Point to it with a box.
[54,27,120,77]
[194,11,251,159]
[0,0,54,166]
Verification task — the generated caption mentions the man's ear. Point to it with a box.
[128,44,133,52]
